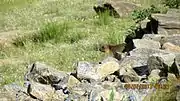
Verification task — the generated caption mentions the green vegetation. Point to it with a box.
[109,88,115,101]
[162,0,180,8]
[0,0,135,86]
[131,5,162,22]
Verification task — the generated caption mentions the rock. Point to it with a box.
[152,14,180,29]
[1,83,32,101]
[107,0,140,17]
[67,75,80,88]
[168,73,177,81]
[96,58,120,79]
[133,39,160,49]
[147,53,176,78]
[76,61,100,81]
[158,27,169,35]
[93,1,140,17]
[29,82,66,101]
[102,75,120,83]
[162,42,180,53]
[177,90,180,101]
[165,35,180,46]
[166,9,180,17]
[101,81,119,89]
[148,69,161,83]
[25,62,69,85]
[130,48,169,59]
[117,57,140,82]
[152,13,180,35]
[143,34,180,46]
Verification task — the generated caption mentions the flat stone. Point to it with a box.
[133,39,160,49]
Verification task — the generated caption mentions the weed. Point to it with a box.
[131,5,161,22]
[109,88,115,101]
[32,21,69,43]
[97,11,112,25]
[162,0,180,8]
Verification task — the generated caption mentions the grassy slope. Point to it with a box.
[0,0,135,86]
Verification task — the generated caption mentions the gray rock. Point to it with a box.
[29,82,66,100]
[133,39,160,49]
[177,90,180,101]
[152,14,180,29]
[152,13,180,35]
[143,34,180,46]
[96,57,120,79]
[130,48,169,59]
[25,62,69,85]
[106,1,140,17]
[147,53,176,78]
[76,61,100,81]
[166,9,180,17]
[117,57,141,82]
[1,83,35,101]
[158,27,169,35]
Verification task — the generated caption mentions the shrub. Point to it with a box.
[131,5,161,22]
[32,21,69,43]
[97,10,111,25]
[162,0,180,8]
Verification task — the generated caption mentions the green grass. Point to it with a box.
[0,0,35,12]
[0,0,134,87]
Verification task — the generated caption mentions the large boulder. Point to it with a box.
[143,34,180,46]
[93,1,140,17]
[130,48,169,59]
[25,62,69,85]
[27,82,65,101]
[166,9,180,17]
[147,53,176,78]
[117,56,143,82]
[152,14,180,29]
[152,13,180,35]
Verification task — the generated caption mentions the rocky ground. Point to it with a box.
[0,1,180,101]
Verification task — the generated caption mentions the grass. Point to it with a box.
[0,0,135,86]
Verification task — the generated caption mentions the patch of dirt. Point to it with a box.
[0,30,35,47]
